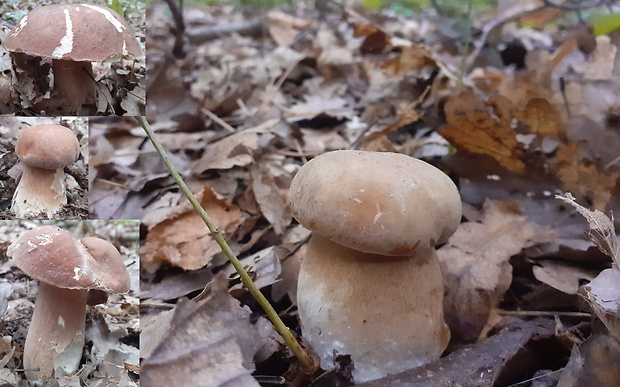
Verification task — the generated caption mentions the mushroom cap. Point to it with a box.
[7,226,130,293]
[288,150,462,256]
[3,4,143,62]
[16,124,80,169]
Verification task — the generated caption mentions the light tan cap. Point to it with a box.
[7,226,130,293]
[16,124,80,169]
[288,150,462,256]
[3,4,143,61]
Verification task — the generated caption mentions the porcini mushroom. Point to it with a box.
[2,3,144,114]
[288,150,462,382]
[7,225,130,380]
[11,124,80,219]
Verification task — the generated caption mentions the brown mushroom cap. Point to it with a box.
[7,226,130,293]
[288,150,462,256]
[16,124,80,169]
[3,4,143,62]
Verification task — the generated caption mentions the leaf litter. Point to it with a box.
[82,0,620,385]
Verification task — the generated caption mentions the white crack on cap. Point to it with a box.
[36,232,56,246]
[82,4,125,32]
[10,15,28,37]
[51,9,74,59]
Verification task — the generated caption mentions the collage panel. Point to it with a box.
[0,117,88,220]
[3,0,620,386]
[0,219,140,385]
[0,0,145,116]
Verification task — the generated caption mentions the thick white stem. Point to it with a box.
[297,234,450,383]
[51,59,95,114]
[23,283,86,380]
[11,166,66,218]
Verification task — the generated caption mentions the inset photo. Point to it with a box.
[0,0,145,116]
[0,117,88,219]
[0,220,140,385]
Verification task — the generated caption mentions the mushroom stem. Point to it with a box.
[51,59,95,114]
[11,166,66,218]
[298,234,450,383]
[23,282,86,380]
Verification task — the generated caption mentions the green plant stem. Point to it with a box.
[136,116,315,373]
[457,0,473,93]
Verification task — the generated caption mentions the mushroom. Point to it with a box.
[11,124,80,219]
[6,225,130,380]
[287,150,462,382]
[2,3,144,114]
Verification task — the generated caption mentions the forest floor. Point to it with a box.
[95,0,620,386]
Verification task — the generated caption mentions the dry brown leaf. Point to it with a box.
[514,98,561,137]
[574,35,617,81]
[250,164,292,235]
[267,11,310,47]
[438,200,555,342]
[381,45,436,76]
[224,246,284,291]
[353,24,391,55]
[141,185,242,272]
[0,336,14,368]
[439,92,526,173]
[192,119,278,172]
[532,260,598,295]
[555,143,619,210]
[141,274,278,387]
[362,102,421,150]
[556,193,620,342]
[557,334,620,387]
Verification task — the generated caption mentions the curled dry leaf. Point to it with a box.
[224,246,284,291]
[557,334,620,387]
[0,336,14,368]
[141,185,242,272]
[556,193,620,343]
[438,199,556,342]
[0,283,12,316]
[141,273,280,387]
[555,143,619,210]
[439,93,526,173]
[532,260,598,295]
[357,318,559,387]
[266,11,310,47]
[192,119,279,173]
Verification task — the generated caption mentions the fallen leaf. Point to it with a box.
[192,119,279,172]
[556,193,620,342]
[141,185,242,272]
[381,45,436,76]
[353,24,391,55]
[532,260,597,294]
[438,199,555,342]
[141,273,279,387]
[557,334,620,387]
[224,246,284,291]
[439,93,526,173]
[357,318,562,386]
[250,162,292,235]
[555,143,619,210]
[0,336,14,368]
[267,11,310,47]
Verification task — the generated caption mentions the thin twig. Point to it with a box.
[135,116,316,374]
[162,0,186,58]
[202,108,236,133]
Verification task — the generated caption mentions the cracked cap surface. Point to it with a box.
[3,3,143,62]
